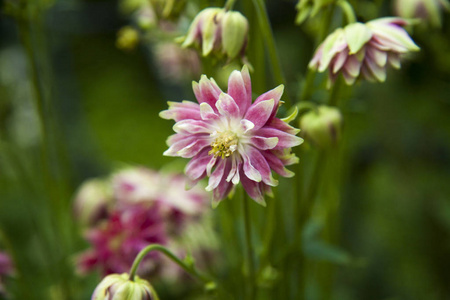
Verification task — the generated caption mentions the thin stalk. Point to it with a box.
[129,244,212,284]
[252,0,292,106]
[243,193,256,300]
[337,0,357,24]
[224,0,237,11]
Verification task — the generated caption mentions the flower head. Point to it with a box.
[160,66,303,206]
[92,273,157,300]
[309,18,420,87]
[179,8,249,61]
[394,0,450,27]
[77,204,167,276]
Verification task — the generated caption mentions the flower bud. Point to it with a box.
[116,26,140,51]
[92,273,157,300]
[299,106,342,149]
[73,179,111,227]
[179,8,248,61]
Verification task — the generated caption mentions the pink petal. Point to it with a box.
[185,149,211,180]
[206,159,227,191]
[250,136,279,150]
[253,85,284,120]
[200,102,219,120]
[254,128,303,149]
[227,68,251,115]
[216,93,240,119]
[239,169,266,205]
[173,119,214,134]
[212,162,233,206]
[193,76,223,108]
[343,54,362,78]
[244,99,275,130]
[159,101,201,121]
[266,118,300,135]
[243,146,277,186]
[332,50,348,74]
[261,151,295,178]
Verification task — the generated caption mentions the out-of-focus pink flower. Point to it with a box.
[111,168,207,225]
[0,251,14,295]
[160,66,303,206]
[153,42,201,83]
[309,18,420,87]
[77,204,167,276]
[73,179,112,227]
[394,0,450,27]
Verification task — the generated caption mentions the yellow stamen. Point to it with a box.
[209,132,238,159]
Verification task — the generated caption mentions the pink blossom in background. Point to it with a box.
[77,204,167,276]
[160,65,303,206]
[309,18,420,87]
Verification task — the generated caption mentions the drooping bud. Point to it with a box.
[299,106,343,149]
[179,8,249,61]
[116,26,140,51]
[394,0,450,28]
[92,273,157,300]
[73,179,112,227]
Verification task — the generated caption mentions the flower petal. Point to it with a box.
[244,99,275,130]
[253,85,284,120]
[239,169,266,206]
[159,101,201,121]
[206,159,227,191]
[227,68,251,115]
[173,119,214,134]
[261,151,295,178]
[243,146,278,186]
[216,93,240,119]
[185,149,211,181]
[200,102,219,120]
[254,128,303,149]
[249,136,279,150]
[193,75,223,108]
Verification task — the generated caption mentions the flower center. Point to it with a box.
[209,131,238,159]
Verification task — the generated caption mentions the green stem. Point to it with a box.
[328,75,343,106]
[224,0,237,11]
[337,0,356,24]
[128,244,212,284]
[252,0,292,106]
[243,193,256,300]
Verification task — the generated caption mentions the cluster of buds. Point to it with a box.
[309,18,420,87]
[74,167,211,277]
[179,8,249,61]
[92,273,157,300]
[394,0,450,27]
[299,105,343,149]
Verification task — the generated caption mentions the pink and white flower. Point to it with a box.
[160,66,303,206]
[309,18,420,87]
[77,204,167,276]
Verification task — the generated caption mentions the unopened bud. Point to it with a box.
[116,26,140,51]
[179,8,248,60]
[300,105,342,148]
[92,273,157,300]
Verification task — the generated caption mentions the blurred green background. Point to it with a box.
[0,0,450,299]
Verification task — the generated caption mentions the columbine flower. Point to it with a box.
[160,66,303,206]
[394,0,450,27]
[112,168,207,223]
[179,8,249,61]
[77,204,167,276]
[92,273,157,300]
[309,18,420,87]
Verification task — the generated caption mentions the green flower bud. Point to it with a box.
[179,7,248,61]
[222,11,249,59]
[116,26,140,51]
[92,273,157,300]
[299,106,342,149]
